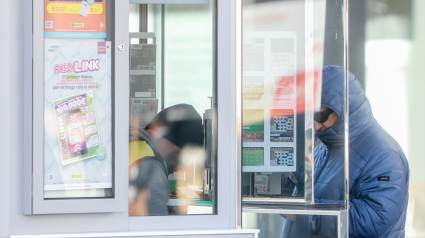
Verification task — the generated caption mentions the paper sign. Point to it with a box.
[254,174,269,194]
[44,0,107,38]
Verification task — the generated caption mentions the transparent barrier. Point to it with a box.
[241,1,411,238]
[241,0,350,237]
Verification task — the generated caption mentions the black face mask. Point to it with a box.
[314,108,334,123]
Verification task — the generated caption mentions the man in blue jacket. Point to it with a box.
[289,65,409,237]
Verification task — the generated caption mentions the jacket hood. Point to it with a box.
[316,65,376,147]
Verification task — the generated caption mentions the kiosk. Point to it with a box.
[0,0,349,237]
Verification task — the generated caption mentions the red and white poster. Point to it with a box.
[44,0,107,38]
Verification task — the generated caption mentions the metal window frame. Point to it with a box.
[127,0,242,230]
[23,0,128,215]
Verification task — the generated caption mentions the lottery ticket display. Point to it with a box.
[53,91,102,165]
[243,147,264,166]
[270,109,294,142]
[243,109,264,143]
[242,32,297,173]
[270,147,294,167]
[243,77,264,100]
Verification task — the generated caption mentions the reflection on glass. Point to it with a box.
[241,0,345,237]
[128,2,216,216]
[129,104,205,216]
[242,0,412,237]
[241,0,323,200]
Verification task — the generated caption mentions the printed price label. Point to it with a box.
[254,174,269,194]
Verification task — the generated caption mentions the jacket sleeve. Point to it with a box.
[315,150,409,238]
[130,159,170,215]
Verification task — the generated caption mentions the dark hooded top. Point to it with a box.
[290,65,409,238]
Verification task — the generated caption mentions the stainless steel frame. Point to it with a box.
[304,0,315,205]
[236,0,242,228]
[343,0,350,236]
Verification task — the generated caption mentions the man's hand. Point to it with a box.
[129,189,150,216]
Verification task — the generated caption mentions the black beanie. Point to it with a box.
[145,104,204,148]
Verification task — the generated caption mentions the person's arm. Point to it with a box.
[129,159,170,215]
[143,160,170,215]
[315,150,409,238]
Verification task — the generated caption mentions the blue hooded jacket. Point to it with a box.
[291,66,409,238]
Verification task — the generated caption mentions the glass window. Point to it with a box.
[43,0,114,199]
[241,0,330,202]
[128,2,217,216]
[241,0,349,237]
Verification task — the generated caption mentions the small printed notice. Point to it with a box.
[254,174,269,194]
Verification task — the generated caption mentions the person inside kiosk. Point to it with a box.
[128,104,204,216]
[287,65,410,238]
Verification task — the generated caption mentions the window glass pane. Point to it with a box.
[128,2,217,216]
[242,0,329,201]
[43,0,114,199]
[242,0,348,237]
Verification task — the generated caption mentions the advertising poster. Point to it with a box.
[44,0,107,38]
[44,40,112,191]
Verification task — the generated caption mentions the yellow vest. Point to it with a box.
[129,140,155,166]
